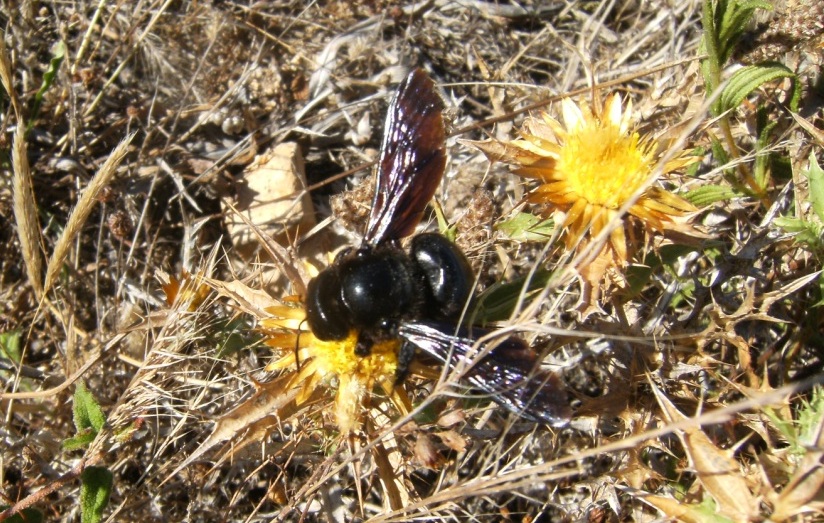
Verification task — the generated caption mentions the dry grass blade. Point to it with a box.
[373,441,408,512]
[791,111,824,146]
[1,35,44,298]
[42,133,134,296]
[11,118,43,299]
[0,33,22,115]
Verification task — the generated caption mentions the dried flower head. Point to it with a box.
[467,94,699,305]
[160,271,211,311]
[262,299,411,434]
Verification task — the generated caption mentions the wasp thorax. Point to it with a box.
[339,248,416,327]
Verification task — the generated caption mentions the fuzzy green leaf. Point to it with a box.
[72,382,107,434]
[774,216,824,252]
[701,0,773,111]
[684,184,739,207]
[754,109,778,190]
[773,216,806,234]
[717,0,772,62]
[719,63,795,114]
[62,430,97,452]
[709,136,732,178]
[497,213,554,242]
[700,0,720,97]
[803,152,824,222]
[80,466,113,523]
[28,41,66,130]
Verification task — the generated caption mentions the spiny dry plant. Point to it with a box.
[1,0,823,522]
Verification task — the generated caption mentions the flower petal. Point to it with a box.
[561,97,584,131]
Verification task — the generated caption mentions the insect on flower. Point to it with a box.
[266,69,569,432]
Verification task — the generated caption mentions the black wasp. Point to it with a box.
[304,69,569,426]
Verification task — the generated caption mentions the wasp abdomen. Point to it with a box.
[411,233,474,319]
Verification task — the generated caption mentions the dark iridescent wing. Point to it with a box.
[362,68,446,246]
[399,322,570,427]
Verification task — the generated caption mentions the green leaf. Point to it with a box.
[473,269,552,323]
[719,63,795,114]
[64,381,106,451]
[0,506,44,523]
[693,496,738,523]
[687,147,705,177]
[803,152,824,222]
[774,216,807,234]
[763,405,801,452]
[684,184,739,207]
[215,318,257,358]
[709,136,728,163]
[62,430,97,452]
[753,108,778,190]
[625,263,654,296]
[701,0,773,112]
[762,386,824,456]
[80,466,113,523]
[700,0,722,100]
[497,212,554,242]
[771,153,824,256]
[28,41,66,130]
[709,136,733,178]
[788,75,802,112]
[0,330,22,362]
[716,0,772,63]
[72,382,107,434]
[797,386,824,448]
[774,216,824,252]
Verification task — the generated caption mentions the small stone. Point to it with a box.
[223,142,315,259]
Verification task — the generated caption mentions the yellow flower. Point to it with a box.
[262,299,411,435]
[467,94,698,299]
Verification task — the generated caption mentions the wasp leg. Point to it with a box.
[395,339,416,384]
